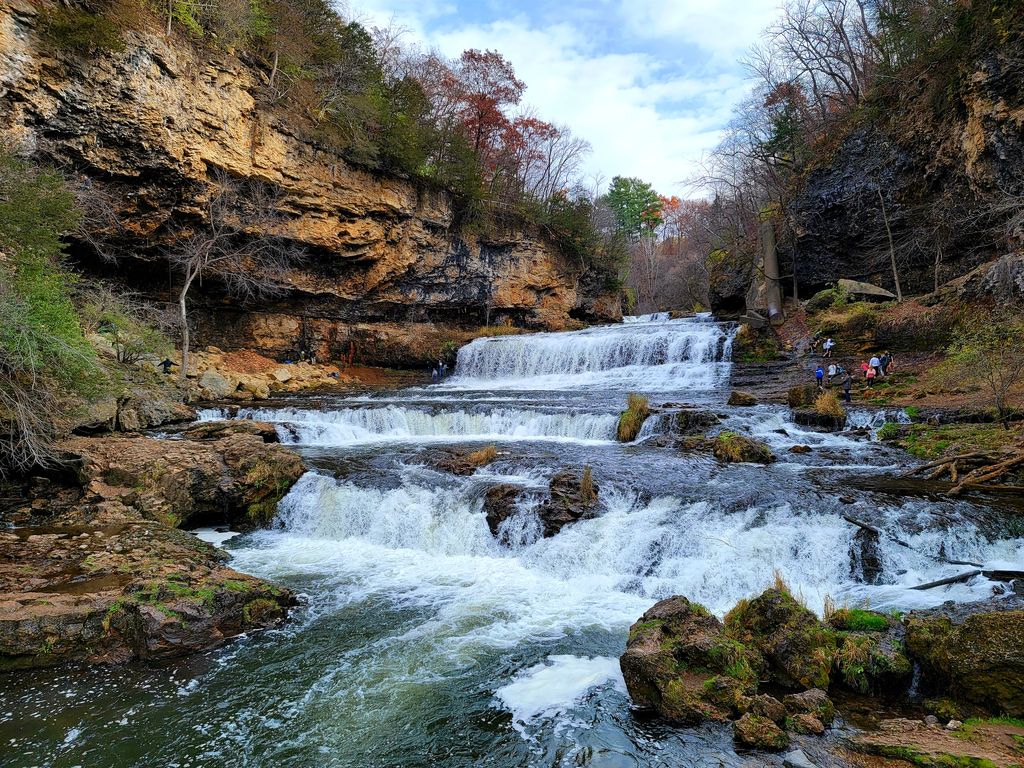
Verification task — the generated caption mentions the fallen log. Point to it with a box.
[911,568,1024,590]
[911,571,981,590]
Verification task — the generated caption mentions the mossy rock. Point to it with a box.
[906,609,1024,717]
[620,596,760,724]
[671,409,720,435]
[788,384,820,409]
[733,713,790,751]
[725,588,836,690]
[711,432,775,464]
[835,630,912,694]
[783,688,835,726]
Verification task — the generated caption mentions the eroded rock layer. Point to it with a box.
[0,0,620,365]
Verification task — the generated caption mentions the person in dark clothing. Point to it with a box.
[842,374,853,403]
[431,368,438,383]
[880,352,892,375]
[159,359,176,374]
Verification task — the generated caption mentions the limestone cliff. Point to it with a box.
[783,39,1024,298]
[0,0,620,366]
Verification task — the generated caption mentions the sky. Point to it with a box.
[350,0,782,196]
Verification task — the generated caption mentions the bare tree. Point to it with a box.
[165,171,301,379]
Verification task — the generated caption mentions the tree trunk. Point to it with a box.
[166,0,172,36]
[878,189,902,301]
[178,273,195,381]
[760,220,784,323]
[269,50,280,89]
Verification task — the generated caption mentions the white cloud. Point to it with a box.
[352,1,778,194]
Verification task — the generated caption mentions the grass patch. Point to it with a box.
[617,394,650,442]
[830,608,889,632]
[877,422,901,441]
[897,422,1023,459]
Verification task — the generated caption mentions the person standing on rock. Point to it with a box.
[869,354,881,377]
[880,351,892,375]
[866,365,876,388]
[431,367,438,383]
[842,373,853,403]
[827,363,837,384]
[823,337,835,358]
[815,365,825,390]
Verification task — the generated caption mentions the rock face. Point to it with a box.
[905,604,1024,717]
[46,430,304,530]
[0,0,620,365]
[785,42,1024,298]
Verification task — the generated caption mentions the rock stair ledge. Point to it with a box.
[0,426,306,670]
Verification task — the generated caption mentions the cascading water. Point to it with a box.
[7,316,1022,768]
[447,318,733,391]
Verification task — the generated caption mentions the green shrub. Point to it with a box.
[0,151,99,473]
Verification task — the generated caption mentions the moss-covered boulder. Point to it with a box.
[905,608,1024,717]
[725,588,836,690]
[833,629,912,694]
[711,432,776,464]
[620,596,760,724]
[733,713,790,751]
[828,609,911,694]
[782,688,835,726]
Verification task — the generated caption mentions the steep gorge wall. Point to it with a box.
[0,0,620,366]
[782,40,1024,298]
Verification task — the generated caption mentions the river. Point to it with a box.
[3,315,1022,767]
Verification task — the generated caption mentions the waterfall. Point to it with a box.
[622,312,670,323]
[201,405,619,445]
[450,318,734,391]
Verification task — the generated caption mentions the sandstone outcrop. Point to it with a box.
[0,0,620,367]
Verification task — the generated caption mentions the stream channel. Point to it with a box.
[3,315,1022,767]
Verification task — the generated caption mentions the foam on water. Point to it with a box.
[494,655,625,733]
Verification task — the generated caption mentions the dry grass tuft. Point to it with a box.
[814,390,847,420]
[580,465,596,505]
[617,394,650,442]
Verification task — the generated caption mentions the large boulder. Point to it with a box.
[905,604,1024,717]
[668,408,720,435]
[728,391,758,407]
[53,434,305,530]
[0,521,294,671]
[725,588,837,690]
[792,408,846,432]
[183,419,280,443]
[787,384,821,409]
[535,469,599,537]
[837,279,896,301]
[711,432,776,464]
[829,609,911,694]
[620,596,759,724]
[198,368,236,399]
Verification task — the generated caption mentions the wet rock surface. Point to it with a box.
[33,432,306,531]
[0,521,295,670]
